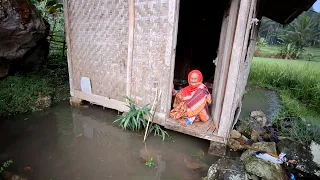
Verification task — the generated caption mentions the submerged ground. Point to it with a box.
[0,87,279,180]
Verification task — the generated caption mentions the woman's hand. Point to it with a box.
[172,83,177,95]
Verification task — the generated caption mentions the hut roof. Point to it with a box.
[260,0,316,24]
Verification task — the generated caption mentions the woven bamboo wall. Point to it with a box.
[66,0,178,115]
[130,0,177,113]
[68,0,129,101]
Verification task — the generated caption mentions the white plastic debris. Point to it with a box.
[255,152,287,164]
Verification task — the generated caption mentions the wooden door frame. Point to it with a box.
[218,0,257,140]
[211,0,240,131]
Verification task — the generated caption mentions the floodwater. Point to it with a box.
[0,102,218,180]
[0,87,280,180]
[240,86,281,122]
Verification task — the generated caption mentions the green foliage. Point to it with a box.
[114,97,150,131]
[0,56,69,116]
[277,43,305,59]
[0,76,51,115]
[145,158,156,168]
[249,58,320,113]
[249,57,320,143]
[258,9,320,49]
[149,124,169,141]
[114,96,169,141]
[275,113,320,144]
[248,58,320,143]
[0,160,13,174]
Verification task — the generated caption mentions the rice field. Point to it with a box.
[258,46,320,62]
[249,56,320,124]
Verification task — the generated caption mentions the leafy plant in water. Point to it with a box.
[0,160,13,174]
[113,96,169,141]
[149,124,169,141]
[145,158,156,168]
[114,96,150,131]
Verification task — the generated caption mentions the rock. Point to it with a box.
[239,135,249,144]
[228,138,244,151]
[236,119,251,137]
[0,0,50,77]
[277,138,320,178]
[310,141,320,166]
[236,111,267,140]
[206,157,246,180]
[34,95,51,110]
[250,111,267,127]
[230,130,242,139]
[241,142,284,180]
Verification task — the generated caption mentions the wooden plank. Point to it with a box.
[232,0,257,128]
[74,90,167,125]
[212,0,240,129]
[63,0,74,96]
[218,0,252,138]
[166,0,180,119]
[74,90,129,112]
[126,0,135,97]
[165,119,224,142]
[211,16,229,128]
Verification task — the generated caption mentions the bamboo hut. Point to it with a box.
[63,0,316,156]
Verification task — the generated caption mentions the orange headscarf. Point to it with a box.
[181,70,203,97]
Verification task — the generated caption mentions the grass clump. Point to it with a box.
[114,96,169,141]
[0,55,69,116]
[249,57,320,143]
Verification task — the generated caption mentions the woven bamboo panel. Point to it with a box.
[68,0,129,101]
[130,0,177,113]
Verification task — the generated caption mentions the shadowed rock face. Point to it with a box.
[0,0,49,77]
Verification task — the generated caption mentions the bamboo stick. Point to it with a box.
[143,89,162,142]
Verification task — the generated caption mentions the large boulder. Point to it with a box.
[241,142,285,180]
[277,138,320,178]
[204,157,246,180]
[0,0,49,77]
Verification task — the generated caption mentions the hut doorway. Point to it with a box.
[170,0,230,127]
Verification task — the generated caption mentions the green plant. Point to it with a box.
[113,96,169,140]
[248,59,320,113]
[145,158,156,168]
[149,124,169,141]
[276,116,320,144]
[113,96,150,131]
[0,160,13,174]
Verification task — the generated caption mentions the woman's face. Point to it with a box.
[190,73,199,86]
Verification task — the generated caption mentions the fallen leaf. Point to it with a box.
[24,166,33,173]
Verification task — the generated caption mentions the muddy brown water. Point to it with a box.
[0,87,280,180]
[0,102,220,180]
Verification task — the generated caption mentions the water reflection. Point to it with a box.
[240,87,281,122]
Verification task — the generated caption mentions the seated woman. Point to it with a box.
[170,70,212,126]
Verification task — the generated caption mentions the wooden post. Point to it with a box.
[218,0,253,139]
[126,0,135,98]
[212,0,240,129]
[63,0,75,97]
[166,0,180,119]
